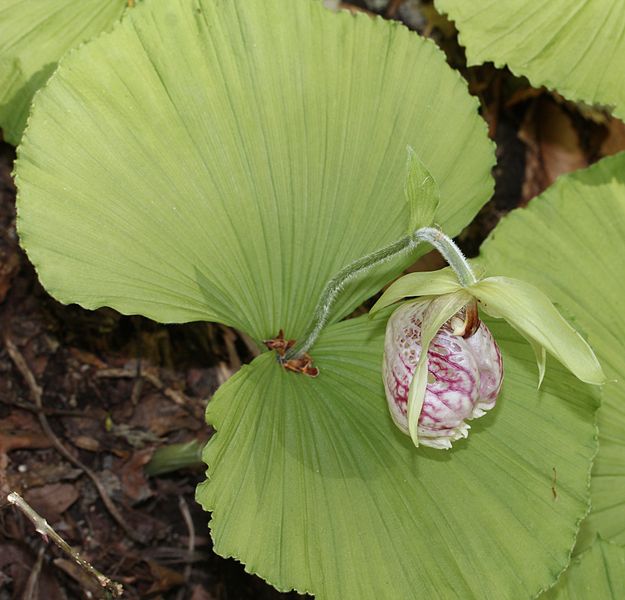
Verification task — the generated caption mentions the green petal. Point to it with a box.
[370,267,462,314]
[15,0,494,342]
[405,145,439,232]
[0,0,128,144]
[478,152,625,549]
[406,290,472,445]
[197,313,597,599]
[542,538,625,600]
[436,0,625,120]
[526,335,547,390]
[470,276,605,385]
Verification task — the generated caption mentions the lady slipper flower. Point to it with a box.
[370,231,605,449]
[383,297,503,449]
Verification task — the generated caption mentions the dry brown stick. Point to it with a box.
[237,330,261,358]
[7,492,123,598]
[4,336,143,543]
[1,398,100,418]
[176,496,196,600]
[97,367,187,406]
[219,324,241,372]
[23,543,45,600]
[386,0,403,18]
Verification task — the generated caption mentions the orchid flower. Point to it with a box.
[370,254,605,448]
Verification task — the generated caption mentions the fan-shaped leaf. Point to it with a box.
[197,313,597,599]
[435,0,625,119]
[16,0,494,343]
[0,0,128,144]
[479,152,625,550]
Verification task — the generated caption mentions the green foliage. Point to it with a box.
[0,0,128,144]
[197,313,597,599]
[479,152,625,594]
[435,0,625,118]
[544,538,625,600]
[15,0,493,343]
[9,0,624,597]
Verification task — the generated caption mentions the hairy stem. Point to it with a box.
[417,227,477,287]
[286,226,475,359]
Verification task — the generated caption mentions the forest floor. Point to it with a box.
[1,1,625,599]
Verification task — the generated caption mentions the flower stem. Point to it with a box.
[416,227,477,287]
[286,227,475,359]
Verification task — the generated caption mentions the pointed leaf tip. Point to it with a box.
[405,146,440,232]
[470,277,606,385]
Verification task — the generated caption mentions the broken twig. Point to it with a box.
[7,492,123,598]
[4,335,144,543]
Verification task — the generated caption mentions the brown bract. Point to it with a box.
[264,331,319,377]
[263,329,295,357]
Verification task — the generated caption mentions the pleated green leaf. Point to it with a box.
[543,538,625,600]
[0,0,128,144]
[16,0,494,343]
[479,152,625,550]
[197,313,598,600]
[435,0,625,119]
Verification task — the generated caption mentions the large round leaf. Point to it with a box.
[16,0,494,343]
[543,538,625,599]
[435,0,625,119]
[0,0,128,144]
[197,313,598,599]
[479,152,625,550]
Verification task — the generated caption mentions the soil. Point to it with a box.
[1,2,624,599]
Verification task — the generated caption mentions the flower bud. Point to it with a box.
[383,300,503,449]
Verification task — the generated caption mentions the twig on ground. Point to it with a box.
[96,367,188,406]
[386,0,403,18]
[7,492,123,598]
[23,543,45,600]
[237,330,261,358]
[219,325,241,371]
[0,398,100,418]
[176,496,196,600]
[4,335,144,543]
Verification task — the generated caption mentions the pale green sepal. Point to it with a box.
[523,332,546,389]
[405,146,440,232]
[370,267,462,315]
[470,277,605,385]
[407,290,473,446]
